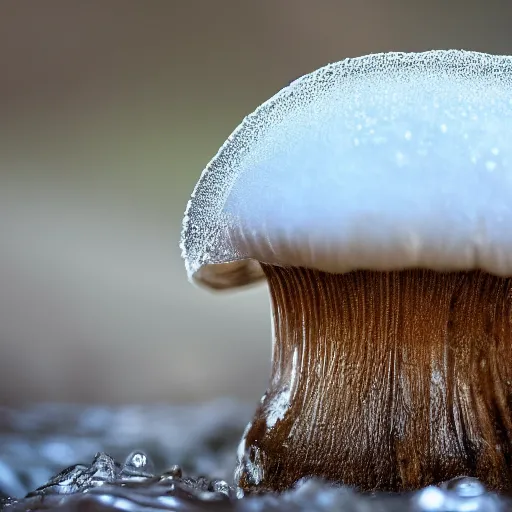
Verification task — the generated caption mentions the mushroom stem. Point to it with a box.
[235,265,512,492]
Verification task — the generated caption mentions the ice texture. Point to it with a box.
[180,50,512,289]
[1,403,510,511]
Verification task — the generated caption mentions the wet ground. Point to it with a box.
[0,400,510,511]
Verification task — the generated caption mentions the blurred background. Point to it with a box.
[0,1,511,405]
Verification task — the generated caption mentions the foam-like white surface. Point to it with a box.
[180,50,512,289]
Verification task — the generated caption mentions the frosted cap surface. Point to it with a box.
[180,50,512,289]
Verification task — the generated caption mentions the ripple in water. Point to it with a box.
[0,403,510,511]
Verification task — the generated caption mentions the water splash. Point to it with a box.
[2,455,509,512]
[1,403,511,511]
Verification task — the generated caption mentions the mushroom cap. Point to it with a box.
[180,50,512,289]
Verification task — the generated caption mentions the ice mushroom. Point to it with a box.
[180,50,512,492]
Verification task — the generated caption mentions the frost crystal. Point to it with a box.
[180,50,512,289]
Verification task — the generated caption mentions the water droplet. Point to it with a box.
[491,147,500,156]
[416,486,445,511]
[128,451,147,469]
[404,130,412,140]
[444,476,486,497]
[120,450,154,478]
[353,137,360,147]
[440,124,448,133]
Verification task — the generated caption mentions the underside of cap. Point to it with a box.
[180,50,512,290]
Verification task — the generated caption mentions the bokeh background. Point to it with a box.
[1,1,511,405]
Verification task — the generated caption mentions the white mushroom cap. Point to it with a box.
[180,50,512,289]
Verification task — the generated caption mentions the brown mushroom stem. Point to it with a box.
[235,265,512,493]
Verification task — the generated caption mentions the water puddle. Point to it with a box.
[0,401,510,511]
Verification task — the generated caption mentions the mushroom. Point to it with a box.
[180,50,512,493]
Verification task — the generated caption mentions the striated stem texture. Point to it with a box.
[235,266,512,493]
